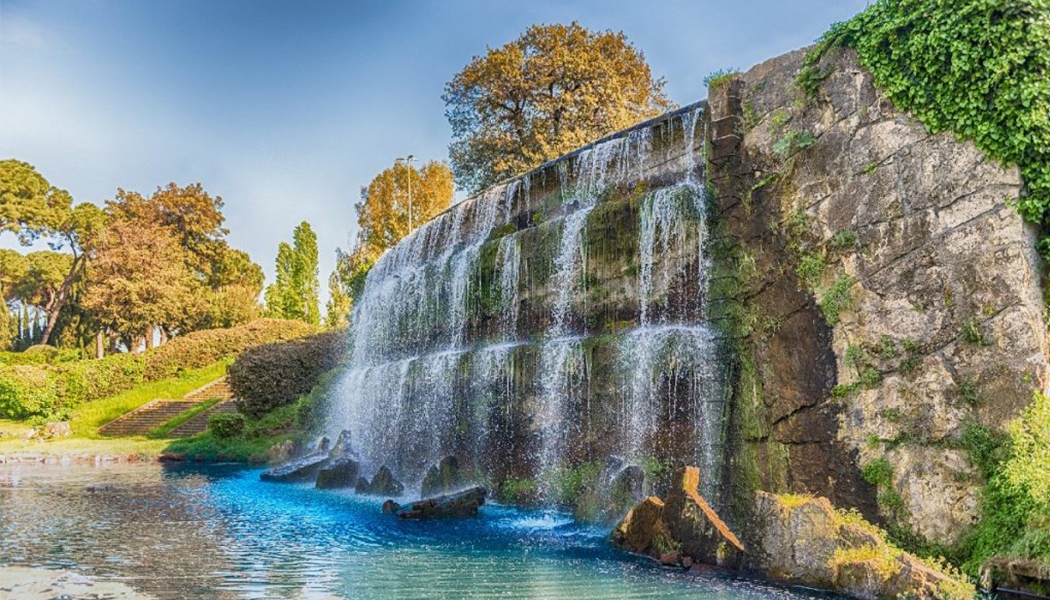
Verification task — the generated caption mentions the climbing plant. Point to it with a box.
[802,0,1050,260]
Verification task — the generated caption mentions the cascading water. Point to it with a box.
[327,100,728,506]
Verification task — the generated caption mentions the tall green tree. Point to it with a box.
[443,22,672,191]
[292,222,320,326]
[265,222,319,325]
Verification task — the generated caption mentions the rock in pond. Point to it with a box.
[420,455,465,498]
[573,458,646,524]
[393,486,487,520]
[260,437,332,483]
[663,466,744,568]
[328,429,357,460]
[356,465,404,496]
[612,496,673,557]
[315,456,360,490]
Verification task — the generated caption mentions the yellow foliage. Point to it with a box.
[444,22,672,191]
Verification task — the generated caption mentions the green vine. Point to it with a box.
[803,0,1050,260]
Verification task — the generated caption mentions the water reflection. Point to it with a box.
[2,463,824,600]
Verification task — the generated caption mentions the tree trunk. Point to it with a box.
[40,254,84,346]
[145,327,154,350]
[95,331,105,359]
[159,328,168,345]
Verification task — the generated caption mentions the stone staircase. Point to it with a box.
[98,376,235,437]
[167,399,238,438]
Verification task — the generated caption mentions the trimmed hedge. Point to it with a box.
[229,329,349,418]
[0,319,316,419]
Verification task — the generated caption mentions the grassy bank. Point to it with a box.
[0,361,230,459]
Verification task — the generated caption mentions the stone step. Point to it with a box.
[167,400,239,438]
[181,376,233,402]
[98,400,201,436]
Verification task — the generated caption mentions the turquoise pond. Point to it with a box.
[0,463,832,599]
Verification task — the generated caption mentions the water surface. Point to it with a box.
[1,463,825,599]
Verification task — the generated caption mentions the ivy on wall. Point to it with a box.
[803,0,1050,259]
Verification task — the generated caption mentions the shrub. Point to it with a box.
[208,412,247,439]
[229,329,349,418]
[0,319,315,419]
[962,392,1050,572]
[0,365,59,418]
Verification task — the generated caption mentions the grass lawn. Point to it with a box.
[69,360,230,437]
[0,434,170,457]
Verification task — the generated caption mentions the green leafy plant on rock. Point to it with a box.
[804,0,1050,262]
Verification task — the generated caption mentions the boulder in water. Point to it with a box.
[315,436,330,456]
[381,499,400,514]
[315,456,360,489]
[261,452,328,482]
[607,465,645,517]
[394,486,487,520]
[356,465,404,496]
[328,429,358,461]
[612,496,673,556]
[663,467,744,568]
[420,455,465,498]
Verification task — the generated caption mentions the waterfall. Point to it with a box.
[327,101,726,504]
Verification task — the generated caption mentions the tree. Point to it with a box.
[11,251,73,345]
[443,22,672,191]
[82,218,199,349]
[356,160,454,254]
[292,222,320,326]
[0,250,28,351]
[264,222,319,325]
[324,244,378,328]
[106,183,263,332]
[325,160,453,327]
[0,160,104,345]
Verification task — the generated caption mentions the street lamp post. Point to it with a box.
[396,155,415,232]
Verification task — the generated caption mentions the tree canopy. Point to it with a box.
[356,160,454,254]
[443,22,672,191]
[1,160,264,352]
[325,159,453,327]
[0,159,73,244]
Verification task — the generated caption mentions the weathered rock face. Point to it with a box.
[709,47,1049,545]
[260,438,332,483]
[611,496,673,557]
[573,457,646,524]
[315,457,360,490]
[614,485,974,600]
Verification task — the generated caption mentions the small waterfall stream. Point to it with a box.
[327,101,727,504]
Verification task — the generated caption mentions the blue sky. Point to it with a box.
[0,0,869,306]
